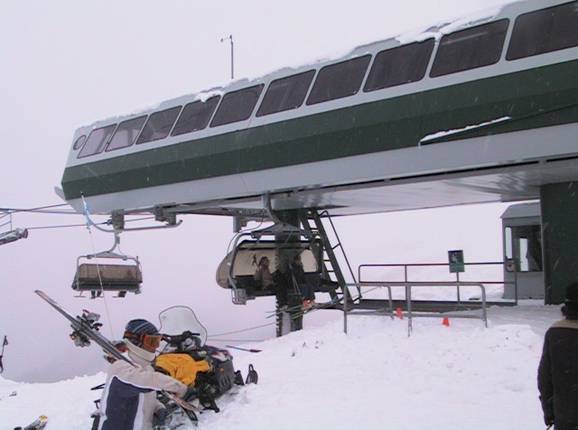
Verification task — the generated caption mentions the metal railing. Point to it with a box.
[341,281,487,336]
[357,261,518,304]
[336,261,521,336]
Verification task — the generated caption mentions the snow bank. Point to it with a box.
[0,373,105,430]
[0,304,559,430]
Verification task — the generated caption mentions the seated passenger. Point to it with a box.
[254,256,274,289]
[291,254,316,310]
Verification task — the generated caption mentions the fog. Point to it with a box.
[0,0,515,382]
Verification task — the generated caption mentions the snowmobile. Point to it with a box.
[152,306,258,427]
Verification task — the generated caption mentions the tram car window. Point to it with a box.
[137,106,182,144]
[171,96,221,136]
[364,39,435,92]
[507,1,578,60]
[72,135,86,151]
[257,70,316,116]
[306,55,371,105]
[77,124,117,158]
[210,84,264,127]
[430,19,509,77]
[106,115,147,152]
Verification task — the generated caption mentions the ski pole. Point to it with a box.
[226,345,262,353]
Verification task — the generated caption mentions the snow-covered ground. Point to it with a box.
[0,303,558,430]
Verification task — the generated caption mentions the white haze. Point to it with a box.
[0,0,517,382]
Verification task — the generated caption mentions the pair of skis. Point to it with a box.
[34,290,200,424]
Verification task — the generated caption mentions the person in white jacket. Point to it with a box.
[98,319,187,430]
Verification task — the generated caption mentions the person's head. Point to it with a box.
[123,319,162,353]
[562,282,578,320]
[258,256,269,268]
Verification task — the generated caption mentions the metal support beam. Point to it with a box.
[274,210,303,337]
[541,181,578,304]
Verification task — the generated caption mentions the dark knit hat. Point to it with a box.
[124,319,159,347]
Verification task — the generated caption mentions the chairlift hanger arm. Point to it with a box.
[88,219,182,234]
[76,231,140,265]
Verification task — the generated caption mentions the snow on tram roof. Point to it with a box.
[78,1,517,134]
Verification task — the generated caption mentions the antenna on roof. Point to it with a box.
[220,34,234,80]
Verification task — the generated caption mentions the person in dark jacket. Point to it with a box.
[291,253,316,310]
[538,282,578,430]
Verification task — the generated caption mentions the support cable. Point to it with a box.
[23,216,154,231]
[208,321,276,338]
[81,196,115,339]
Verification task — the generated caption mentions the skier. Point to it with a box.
[538,282,578,430]
[97,319,187,430]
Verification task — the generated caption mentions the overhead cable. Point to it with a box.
[208,322,276,338]
[22,216,155,231]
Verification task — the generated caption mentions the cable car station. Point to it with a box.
[56,0,578,335]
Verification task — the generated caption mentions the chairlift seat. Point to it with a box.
[72,263,142,293]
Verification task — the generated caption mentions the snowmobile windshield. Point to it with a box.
[158,306,208,347]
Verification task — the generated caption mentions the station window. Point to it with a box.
[171,96,221,136]
[306,55,371,105]
[430,20,509,77]
[73,135,86,150]
[77,125,117,158]
[210,85,264,127]
[364,39,435,92]
[257,70,315,116]
[106,116,147,152]
[507,2,578,60]
[505,225,542,272]
[136,106,181,145]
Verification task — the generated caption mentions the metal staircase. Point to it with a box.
[299,209,360,304]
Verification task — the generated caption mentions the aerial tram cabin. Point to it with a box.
[59,0,578,306]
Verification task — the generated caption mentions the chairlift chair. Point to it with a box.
[216,237,323,304]
[72,233,142,298]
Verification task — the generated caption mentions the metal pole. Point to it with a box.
[230,36,234,80]
[480,283,488,328]
[456,271,461,304]
[514,266,519,306]
[344,286,348,334]
[221,35,234,80]
[405,283,413,337]
[405,265,411,336]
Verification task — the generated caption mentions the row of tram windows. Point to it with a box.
[76,1,578,159]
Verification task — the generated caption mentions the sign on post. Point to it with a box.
[448,250,465,273]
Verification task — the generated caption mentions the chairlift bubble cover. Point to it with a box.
[216,239,321,289]
[159,306,208,347]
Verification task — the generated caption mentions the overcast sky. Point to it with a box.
[0,0,517,382]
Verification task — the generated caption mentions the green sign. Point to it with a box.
[448,250,465,273]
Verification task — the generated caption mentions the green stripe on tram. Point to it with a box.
[62,59,578,200]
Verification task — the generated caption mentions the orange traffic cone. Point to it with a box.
[442,317,450,327]
[396,307,403,319]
